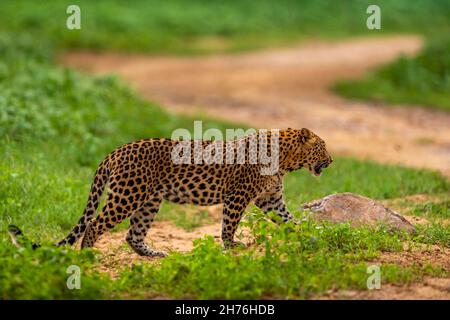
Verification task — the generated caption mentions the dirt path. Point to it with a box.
[62,35,450,176]
[321,277,450,300]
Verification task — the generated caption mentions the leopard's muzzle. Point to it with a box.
[312,158,333,176]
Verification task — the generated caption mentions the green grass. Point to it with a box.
[117,218,447,299]
[406,198,450,220]
[334,36,450,111]
[1,0,450,54]
[283,158,448,202]
[414,224,450,247]
[0,244,115,299]
[1,34,449,299]
[158,202,214,231]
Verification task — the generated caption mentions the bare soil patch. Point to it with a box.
[95,221,221,278]
[62,35,450,176]
[321,277,450,300]
[377,245,449,272]
[95,219,254,279]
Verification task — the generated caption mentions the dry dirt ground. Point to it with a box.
[61,35,450,299]
[63,35,450,177]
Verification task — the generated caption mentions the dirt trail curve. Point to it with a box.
[63,35,450,176]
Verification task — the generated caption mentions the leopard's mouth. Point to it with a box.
[312,161,331,176]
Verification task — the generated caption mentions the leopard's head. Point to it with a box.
[299,128,332,176]
[281,128,333,176]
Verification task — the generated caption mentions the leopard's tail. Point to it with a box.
[56,157,110,247]
[7,225,40,249]
[7,157,110,249]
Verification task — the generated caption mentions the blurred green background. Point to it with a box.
[1,0,449,109]
[1,0,450,54]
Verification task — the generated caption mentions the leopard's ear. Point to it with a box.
[299,128,313,143]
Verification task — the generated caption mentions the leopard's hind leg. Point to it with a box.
[80,188,136,249]
[125,195,165,257]
[81,163,152,249]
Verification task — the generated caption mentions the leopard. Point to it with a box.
[8,128,332,257]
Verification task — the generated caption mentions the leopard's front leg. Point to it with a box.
[221,193,251,248]
[254,184,298,224]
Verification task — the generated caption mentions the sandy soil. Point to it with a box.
[95,222,220,277]
[323,241,450,300]
[321,277,450,300]
[61,36,450,299]
[62,35,450,176]
[95,219,250,278]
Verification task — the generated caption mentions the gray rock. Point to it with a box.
[301,192,416,234]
